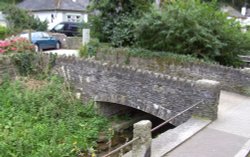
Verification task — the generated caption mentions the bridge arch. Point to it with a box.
[94,94,173,121]
[53,56,220,126]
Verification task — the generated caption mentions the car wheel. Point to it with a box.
[56,42,61,49]
[34,44,40,52]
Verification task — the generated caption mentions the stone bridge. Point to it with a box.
[53,56,220,125]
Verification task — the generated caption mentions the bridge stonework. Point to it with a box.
[53,56,220,125]
[95,53,250,95]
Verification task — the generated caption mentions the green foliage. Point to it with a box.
[0,0,23,4]
[2,5,47,33]
[0,77,109,157]
[11,53,56,77]
[79,44,88,57]
[0,26,9,39]
[97,46,212,65]
[134,0,249,66]
[79,38,100,57]
[106,12,136,47]
[89,0,153,47]
[242,87,250,96]
[128,48,212,63]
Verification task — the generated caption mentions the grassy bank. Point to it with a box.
[0,76,109,157]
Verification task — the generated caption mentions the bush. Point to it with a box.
[134,0,249,66]
[0,77,109,157]
[0,37,34,54]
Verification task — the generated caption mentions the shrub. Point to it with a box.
[134,0,249,66]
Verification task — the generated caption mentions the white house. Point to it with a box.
[17,0,89,30]
[220,5,250,32]
[221,5,245,21]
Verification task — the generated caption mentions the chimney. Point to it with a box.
[242,6,247,16]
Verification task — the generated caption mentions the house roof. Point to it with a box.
[221,5,244,18]
[17,0,89,12]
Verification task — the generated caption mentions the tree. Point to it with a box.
[134,0,250,66]
[0,0,23,4]
[2,5,47,33]
[89,0,153,47]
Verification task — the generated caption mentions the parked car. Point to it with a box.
[20,32,61,52]
[50,22,81,36]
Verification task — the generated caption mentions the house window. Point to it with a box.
[51,14,54,22]
[66,14,82,22]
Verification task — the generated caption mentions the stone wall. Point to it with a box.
[49,33,82,49]
[66,37,82,49]
[53,56,220,125]
[95,53,250,95]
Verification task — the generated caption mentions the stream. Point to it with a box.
[95,111,175,157]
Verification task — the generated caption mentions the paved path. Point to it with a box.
[166,91,250,157]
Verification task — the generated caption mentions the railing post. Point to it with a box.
[132,120,152,157]
[195,79,220,121]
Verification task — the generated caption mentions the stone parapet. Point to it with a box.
[95,53,250,95]
[53,55,220,125]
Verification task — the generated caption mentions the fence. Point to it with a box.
[102,100,204,157]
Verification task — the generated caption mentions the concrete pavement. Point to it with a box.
[165,91,250,157]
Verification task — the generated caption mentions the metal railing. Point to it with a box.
[102,100,204,157]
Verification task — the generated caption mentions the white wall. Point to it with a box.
[33,11,64,30]
[62,11,88,23]
[33,11,88,30]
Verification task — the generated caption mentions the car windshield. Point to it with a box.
[19,32,51,39]
[54,24,64,31]
[42,32,50,38]
[32,32,41,38]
